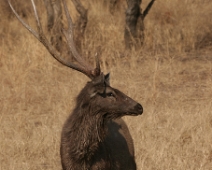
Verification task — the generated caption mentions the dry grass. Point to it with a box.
[1,0,212,169]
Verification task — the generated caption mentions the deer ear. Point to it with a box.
[104,73,110,85]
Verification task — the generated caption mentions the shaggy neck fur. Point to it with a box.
[63,84,109,164]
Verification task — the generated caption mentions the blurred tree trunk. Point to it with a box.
[71,0,88,51]
[124,0,155,49]
[44,0,63,52]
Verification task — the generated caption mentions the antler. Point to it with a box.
[7,0,101,79]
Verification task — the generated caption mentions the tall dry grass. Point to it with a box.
[1,0,212,169]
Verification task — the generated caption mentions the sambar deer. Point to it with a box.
[8,0,143,169]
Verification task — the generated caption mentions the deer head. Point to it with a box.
[74,73,142,121]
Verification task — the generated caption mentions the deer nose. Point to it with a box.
[135,103,143,114]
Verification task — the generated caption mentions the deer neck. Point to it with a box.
[69,107,108,161]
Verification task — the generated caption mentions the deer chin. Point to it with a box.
[126,111,143,116]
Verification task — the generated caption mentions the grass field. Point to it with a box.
[1,0,212,169]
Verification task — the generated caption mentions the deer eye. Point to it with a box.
[107,92,115,97]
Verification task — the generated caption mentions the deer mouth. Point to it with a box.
[126,103,143,116]
[126,111,143,116]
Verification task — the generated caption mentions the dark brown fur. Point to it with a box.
[60,74,143,170]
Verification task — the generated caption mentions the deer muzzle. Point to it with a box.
[134,103,143,115]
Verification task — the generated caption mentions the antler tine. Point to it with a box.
[30,0,43,34]
[94,47,101,76]
[8,0,39,39]
[62,0,101,78]
[7,0,96,78]
[62,0,80,60]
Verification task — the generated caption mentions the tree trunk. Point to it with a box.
[124,0,141,49]
[71,0,88,51]
[124,0,155,49]
[44,0,63,52]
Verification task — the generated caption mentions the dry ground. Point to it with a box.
[1,0,212,169]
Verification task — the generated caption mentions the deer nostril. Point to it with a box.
[135,103,143,113]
